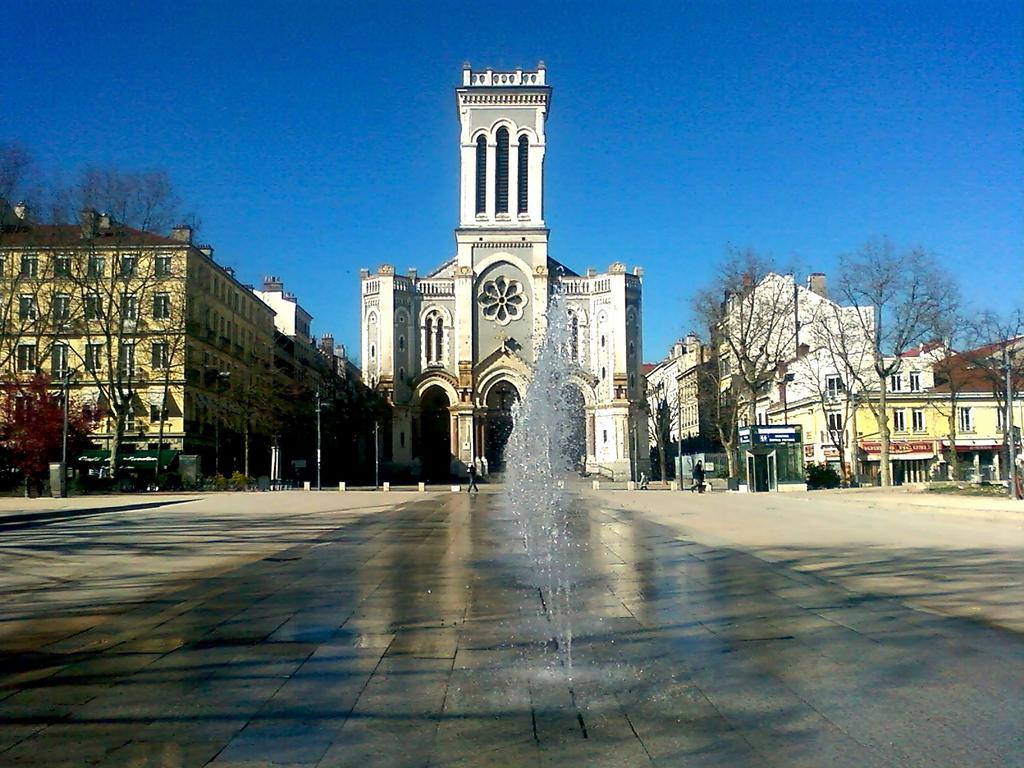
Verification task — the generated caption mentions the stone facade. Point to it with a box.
[360,64,647,480]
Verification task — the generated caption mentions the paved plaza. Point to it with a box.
[0,488,1022,767]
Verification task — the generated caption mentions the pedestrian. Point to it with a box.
[467,463,479,493]
[690,461,705,493]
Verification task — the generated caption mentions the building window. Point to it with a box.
[19,254,38,277]
[909,371,921,392]
[517,135,529,213]
[119,255,136,277]
[85,293,102,320]
[153,293,171,320]
[85,343,103,373]
[912,408,925,432]
[87,255,105,278]
[150,403,164,422]
[119,344,135,377]
[122,294,138,321]
[424,310,445,365]
[958,407,973,433]
[51,345,70,378]
[495,127,509,214]
[53,293,71,321]
[893,409,906,432]
[16,344,36,372]
[151,341,169,370]
[825,375,844,399]
[155,254,172,277]
[475,136,487,214]
[398,335,405,352]
[827,412,843,444]
[369,344,375,360]
[603,429,608,443]
[18,295,36,320]
[53,255,71,277]
[890,373,903,392]
[569,312,579,361]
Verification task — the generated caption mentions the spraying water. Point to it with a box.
[504,284,584,681]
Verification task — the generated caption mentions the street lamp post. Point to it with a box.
[374,421,380,489]
[316,390,322,491]
[59,367,75,497]
[1004,347,1019,499]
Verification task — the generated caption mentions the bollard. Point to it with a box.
[303,481,311,491]
[626,480,636,491]
[382,481,391,492]
[450,484,460,493]
[592,479,600,490]
[338,481,346,492]
[418,482,426,493]
[669,480,679,491]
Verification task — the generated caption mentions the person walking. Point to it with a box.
[690,461,706,493]
[467,463,480,493]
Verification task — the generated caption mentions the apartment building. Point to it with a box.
[0,205,276,479]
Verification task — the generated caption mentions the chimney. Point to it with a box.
[807,273,827,297]
[79,208,99,238]
[407,268,418,280]
[320,334,335,356]
[263,276,284,292]
[198,245,214,259]
[171,224,193,244]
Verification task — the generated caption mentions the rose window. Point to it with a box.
[478,276,527,325]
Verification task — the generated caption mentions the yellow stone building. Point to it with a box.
[0,208,276,480]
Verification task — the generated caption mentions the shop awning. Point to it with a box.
[119,450,180,471]
[74,449,179,471]
[76,449,110,464]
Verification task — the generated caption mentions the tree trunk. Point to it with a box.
[946,409,959,480]
[109,412,124,481]
[244,421,250,479]
[878,377,891,486]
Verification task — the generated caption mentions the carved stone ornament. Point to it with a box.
[478,276,527,326]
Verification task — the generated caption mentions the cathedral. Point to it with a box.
[360,63,647,481]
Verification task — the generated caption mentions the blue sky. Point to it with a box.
[3,1,1021,363]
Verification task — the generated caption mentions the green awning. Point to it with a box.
[76,449,110,464]
[119,450,180,471]
[75,449,179,471]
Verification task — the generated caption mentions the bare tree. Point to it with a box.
[693,346,740,478]
[833,238,957,486]
[927,308,975,480]
[644,385,673,481]
[694,249,799,478]
[964,308,1024,488]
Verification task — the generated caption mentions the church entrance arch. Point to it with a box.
[419,385,453,480]
[483,380,520,472]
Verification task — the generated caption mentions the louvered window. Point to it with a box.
[495,128,509,214]
[475,136,487,214]
[518,135,529,213]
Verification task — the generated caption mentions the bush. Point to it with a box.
[806,462,841,490]
[229,471,250,491]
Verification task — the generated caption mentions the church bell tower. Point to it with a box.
[455,61,550,232]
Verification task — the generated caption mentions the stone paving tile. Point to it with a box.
[96,739,224,768]
[2,492,1024,766]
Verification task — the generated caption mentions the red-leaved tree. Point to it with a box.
[0,374,99,487]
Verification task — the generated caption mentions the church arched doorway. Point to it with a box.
[559,382,588,472]
[419,385,452,480]
[483,380,520,471]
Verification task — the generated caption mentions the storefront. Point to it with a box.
[858,440,938,485]
[938,438,1004,481]
[738,425,804,492]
